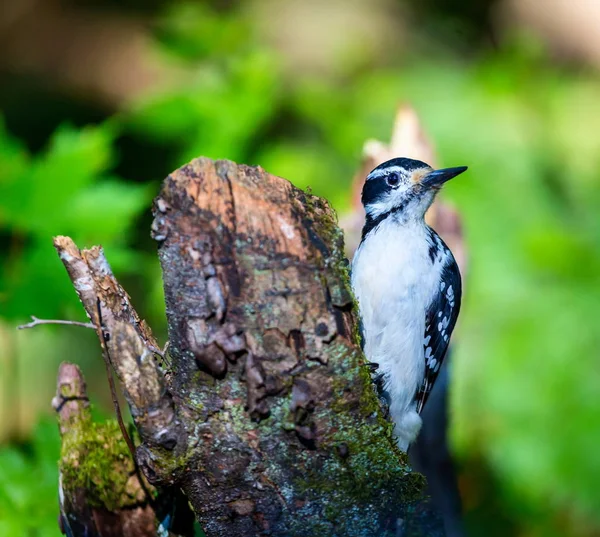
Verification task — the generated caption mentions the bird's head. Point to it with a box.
[361,157,467,222]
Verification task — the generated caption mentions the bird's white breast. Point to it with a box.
[351,217,445,449]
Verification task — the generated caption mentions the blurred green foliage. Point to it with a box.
[0,419,60,537]
[0,119,151,320]
[1,2,600,536]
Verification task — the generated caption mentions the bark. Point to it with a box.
[54,157,444,537]
[53,363,157,537]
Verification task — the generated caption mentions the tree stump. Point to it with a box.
[54,158,443,537]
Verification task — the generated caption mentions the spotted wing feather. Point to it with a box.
[416,253,461,413]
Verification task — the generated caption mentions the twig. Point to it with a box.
[148,341,171,368]
[17,315,171,367]
[95,298,137,459]
[17,312,134,441]
[17,316,95,330]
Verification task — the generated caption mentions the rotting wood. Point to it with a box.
[54,158,445,537]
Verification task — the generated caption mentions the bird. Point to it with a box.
[351,157,467,451]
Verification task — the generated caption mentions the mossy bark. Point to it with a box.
[55,158,444,537]
[54,363,158,537]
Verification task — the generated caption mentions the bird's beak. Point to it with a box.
[421,166,468,189]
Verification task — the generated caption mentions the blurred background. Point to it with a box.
[1,0,600,535]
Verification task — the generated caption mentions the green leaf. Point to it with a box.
[0,419,60,537]
[65,179,152,243]
[1,123,116,235]
[0,120,151,320]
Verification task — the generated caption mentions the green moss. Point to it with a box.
[286,339,425,535]
[60,419,136,511]
[325,408,412,494]
[305,194,355,310]
[288,404,424,536]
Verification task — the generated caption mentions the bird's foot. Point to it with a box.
[368,362,391,418]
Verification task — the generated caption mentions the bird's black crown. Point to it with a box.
[369,157,430,176]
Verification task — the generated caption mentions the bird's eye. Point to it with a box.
[386,172,400,187]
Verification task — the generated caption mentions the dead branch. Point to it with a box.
[52,236,180,454]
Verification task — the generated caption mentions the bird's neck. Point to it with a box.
[362,209,426,241]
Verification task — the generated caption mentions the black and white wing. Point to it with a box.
[415,255,462,413]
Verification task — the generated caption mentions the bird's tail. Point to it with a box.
[393,406,423,452]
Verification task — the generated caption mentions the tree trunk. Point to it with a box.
[54,157,443,537]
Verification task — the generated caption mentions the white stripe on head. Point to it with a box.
[367,165,410,182]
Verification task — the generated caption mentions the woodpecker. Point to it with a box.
[351,157,467,451]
